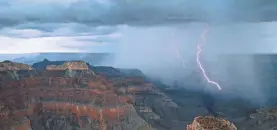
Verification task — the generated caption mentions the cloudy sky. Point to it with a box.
[1,0,277,66]
[0,0,277,54]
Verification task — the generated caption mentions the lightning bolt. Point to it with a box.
[173,23,222,91]
[197,23,222,90]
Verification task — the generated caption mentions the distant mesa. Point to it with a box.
[187,116,237,130]
[11,52,114,65]
[0,60,33,71]
[42,58,49,62]
[46,61,89,71]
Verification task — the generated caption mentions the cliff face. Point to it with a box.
[0,60,153,130]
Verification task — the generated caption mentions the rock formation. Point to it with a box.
[187,116,237,130]
[0,60,33,71]
[0,60,154,130]
[46,61,89,71]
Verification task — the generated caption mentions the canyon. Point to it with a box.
[1,59,277,130]
[0,60,152,130]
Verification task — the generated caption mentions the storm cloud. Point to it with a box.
[0,0,277,28]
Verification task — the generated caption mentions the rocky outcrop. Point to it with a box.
[43,61,95,78]
[0,61,36,80]
[187,116,237,130]
[46,61,89,71]
[0,60,33,71]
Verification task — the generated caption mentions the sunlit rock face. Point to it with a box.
[186,116,237,130]
[0,61,37,81]
[0,60,33,71]
[46,61,89,71]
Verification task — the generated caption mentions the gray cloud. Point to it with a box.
[0,23,123,39]
[0,0,277,28]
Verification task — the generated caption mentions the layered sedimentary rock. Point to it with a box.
[187,116,237,130]
[46,61,89,71]
[0,60,154,130]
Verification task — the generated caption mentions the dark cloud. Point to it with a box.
[0,0,277,28]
